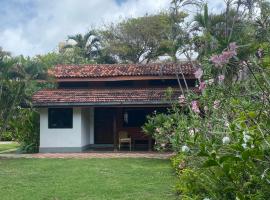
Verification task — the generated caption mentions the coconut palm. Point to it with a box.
[191,4,224,58]
[63,30,101,60]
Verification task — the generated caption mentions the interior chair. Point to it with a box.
[118,131,131,151]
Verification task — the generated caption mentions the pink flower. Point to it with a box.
[199,81,206,91]
[218,75,225,81]
[178,95,186,104]
[213,100,220,109]
[210,54,224,68]
[194,68,203,80]
[210,43,238,68]
[191,100,200,114]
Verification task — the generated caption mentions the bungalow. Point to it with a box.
[32,63,197,153]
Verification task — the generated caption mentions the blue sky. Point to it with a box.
[0,0,225,56]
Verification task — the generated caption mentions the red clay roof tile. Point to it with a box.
[32,88,193,106]
[48,63,195,79]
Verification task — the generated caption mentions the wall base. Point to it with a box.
[39,146,84,153]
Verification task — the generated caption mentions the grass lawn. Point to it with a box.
[0,158,177,200]
[0,142,19,153]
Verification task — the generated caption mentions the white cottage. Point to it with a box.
[32,63,197,153]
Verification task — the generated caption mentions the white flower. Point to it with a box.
[206,79,214,85]
[189,129,195,137]
[242,143,247,149]
[243,132,251,143]
[203,198,211,200]
[181,145,190,152]
[161,143,166,147]
[178,95,186,104]
[225,121,230,127]
[222,136,230,145]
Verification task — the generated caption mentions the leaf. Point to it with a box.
[219,155,242,163]
[202,159,219,168]
[241,150,250,161]
[197,150,208,157]
[248,111,256,119]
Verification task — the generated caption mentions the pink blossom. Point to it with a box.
[210,43,238,68]
[199,81,206,91]
[178,95,186,104]
[210,54,224,68]
[191,100,200,114]
[218,75,225,81]
[194,68,203,80]
[213,100,220,109]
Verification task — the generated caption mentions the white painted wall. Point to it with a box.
[39,107,95,150]
[81,108,90,147]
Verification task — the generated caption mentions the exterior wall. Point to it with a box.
[81,108,90,147]
[39,107,94,153]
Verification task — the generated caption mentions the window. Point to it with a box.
[48,108,73,129]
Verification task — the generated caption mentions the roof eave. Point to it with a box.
[33,100,175,108]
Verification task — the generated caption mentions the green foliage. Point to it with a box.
[11,109,40,153]
[144,39,270,198]
[101,12,187,63]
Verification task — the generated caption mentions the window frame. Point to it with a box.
[48,108,73,129]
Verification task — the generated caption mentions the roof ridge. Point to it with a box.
[49,62,196,79]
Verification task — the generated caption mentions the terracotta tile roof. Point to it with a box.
[48,63,195,79]
[32,88,190,106]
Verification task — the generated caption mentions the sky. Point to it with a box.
[0,0,225,57]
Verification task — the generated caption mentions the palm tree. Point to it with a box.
[63,30,101,60]
[191,4,224,58]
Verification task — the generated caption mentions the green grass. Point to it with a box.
[0,158,177,200]
[0,142,19,153]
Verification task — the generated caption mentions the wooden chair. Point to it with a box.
[118,131,131,151]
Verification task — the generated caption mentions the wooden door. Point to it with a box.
[94,108,115,144]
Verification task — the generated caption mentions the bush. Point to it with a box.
[10,109,40,153]
[0,131,14,141]
[143,43,270,199]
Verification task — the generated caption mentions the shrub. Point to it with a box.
[10,109,39,153]
[0,131,14,141]
[143,43,270,199]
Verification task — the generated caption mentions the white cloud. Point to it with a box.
[0,0,224,57]
[0,0,171,56]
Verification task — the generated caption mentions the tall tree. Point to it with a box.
[101,13,186,63]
